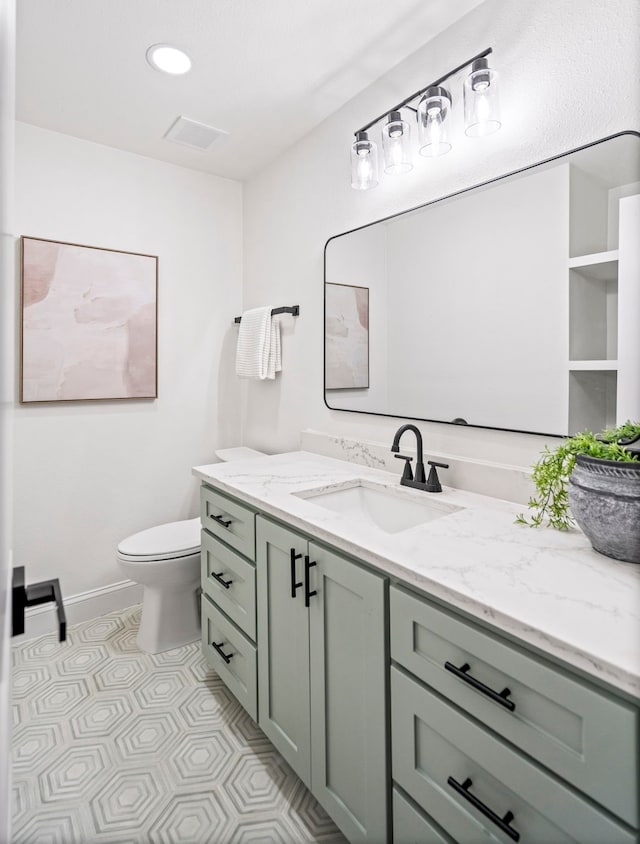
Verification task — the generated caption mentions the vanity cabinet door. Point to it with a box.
[308,542,388,844]
[256,517,312,788]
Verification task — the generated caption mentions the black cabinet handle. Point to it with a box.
[212,571,233,589]
[447,776,519,841]
[304,555,317,607]
[211,641,234,664]
[211,514,232,529]
[290,549,303,598]
[12,567,66,642]
[444,661,515,711]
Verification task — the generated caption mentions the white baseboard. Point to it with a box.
[18,579,143,641]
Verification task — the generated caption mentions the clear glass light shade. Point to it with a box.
[417,88,452,157]
[464,63,501,137]
[350,132,379,190]
[382,112,412,174]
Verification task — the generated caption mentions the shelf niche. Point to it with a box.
[568,258,618,362]
[568,370,617,435]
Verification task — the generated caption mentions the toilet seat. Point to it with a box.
[116,517,201,562]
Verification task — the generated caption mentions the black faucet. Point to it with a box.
[391,424,449,493]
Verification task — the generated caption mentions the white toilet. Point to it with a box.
[116,446,266,653]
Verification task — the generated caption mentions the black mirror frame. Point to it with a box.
[323,130,640,438]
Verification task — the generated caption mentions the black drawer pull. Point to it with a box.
[211,641,234,664]
[290,549,303,598]
[212,571,233,589]
[304,555,317,607]
[211,514,232,528]
[444,661,515,711]
[447,776,519,842]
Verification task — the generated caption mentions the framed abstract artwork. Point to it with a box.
[20,236,158,403]
[325,282,369,390]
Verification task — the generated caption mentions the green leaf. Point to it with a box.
[515,422,640,529]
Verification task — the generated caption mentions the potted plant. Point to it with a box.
[517,421,640,564]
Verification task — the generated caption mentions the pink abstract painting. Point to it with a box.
[325,283,369,390]
[21,237,157,402]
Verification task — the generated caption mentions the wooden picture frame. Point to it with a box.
[20,236,158,403]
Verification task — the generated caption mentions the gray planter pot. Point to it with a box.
[568,454,640,564]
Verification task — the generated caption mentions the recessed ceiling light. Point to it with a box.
[146,44,192,75]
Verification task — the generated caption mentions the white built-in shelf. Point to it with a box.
[568,360,619,371]
[568,250,619,282]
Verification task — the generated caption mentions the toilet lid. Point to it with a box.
[117,517,201,559]
[214,446,267,462]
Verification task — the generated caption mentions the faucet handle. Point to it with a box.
[426,460,449,493]
[394,453,414,482]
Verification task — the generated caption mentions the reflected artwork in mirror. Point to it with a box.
[324,132,640,437]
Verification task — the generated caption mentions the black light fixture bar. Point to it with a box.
[355,46,493,136]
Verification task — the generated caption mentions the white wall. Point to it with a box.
[13,123,243,599]
[242,0,640,467]
[0,0,15,835]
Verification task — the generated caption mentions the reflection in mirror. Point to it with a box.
[324,133,640,437]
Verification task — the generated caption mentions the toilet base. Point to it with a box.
[137,582,201,654]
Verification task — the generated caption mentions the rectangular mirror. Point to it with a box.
[324,132,640,437]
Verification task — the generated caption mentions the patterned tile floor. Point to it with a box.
[11,605,347,844]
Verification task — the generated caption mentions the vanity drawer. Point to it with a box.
[201,595,257,721]
[201,530,256,641]
[393,787,455,844]
[390,585,639,826]
[200,485,256,561]
[391,667,636,844]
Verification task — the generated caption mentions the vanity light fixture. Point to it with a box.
[417,87,452,157]
[382,111,413,174]
[350,131,379,190]
[464,57,501,136]
[146,44,192,75]
[350,48,500,190]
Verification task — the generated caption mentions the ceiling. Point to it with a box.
[16,0,485,181]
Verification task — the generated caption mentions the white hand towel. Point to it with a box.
[235,307,282,380]
[266,316,282,380]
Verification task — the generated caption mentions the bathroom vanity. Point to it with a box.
[193,451,640,844]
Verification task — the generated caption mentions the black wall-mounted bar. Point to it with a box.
[12,565,67,642]
[234,305,300,324]
[355,46,492,136]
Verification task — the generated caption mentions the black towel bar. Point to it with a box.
[234,305,300,324]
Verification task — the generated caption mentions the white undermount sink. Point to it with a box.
[294,479,463,534]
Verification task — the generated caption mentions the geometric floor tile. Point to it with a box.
[57,642,109,677]
[94,656,142,692]
[168,731,235,784]
[11,604,347,844]
[39,742,110,804]
[70,694,133,739]
[146,791,231,844]
[12,722,64,774]
[224,750,294,815]
[113,710,182,762]
[91,768,167,834]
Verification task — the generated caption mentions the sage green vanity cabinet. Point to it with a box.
[200,485,258,720]
[391,667,636,844]
[391,584,639,828]
[393,787,455,844]
[198,479,640,844]
[201,593,257,720]
[256,516,388,844]
[390,584,639,843]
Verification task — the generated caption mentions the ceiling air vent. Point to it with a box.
[163,116,228,150]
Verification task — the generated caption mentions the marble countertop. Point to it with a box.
[193,451,640,698]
